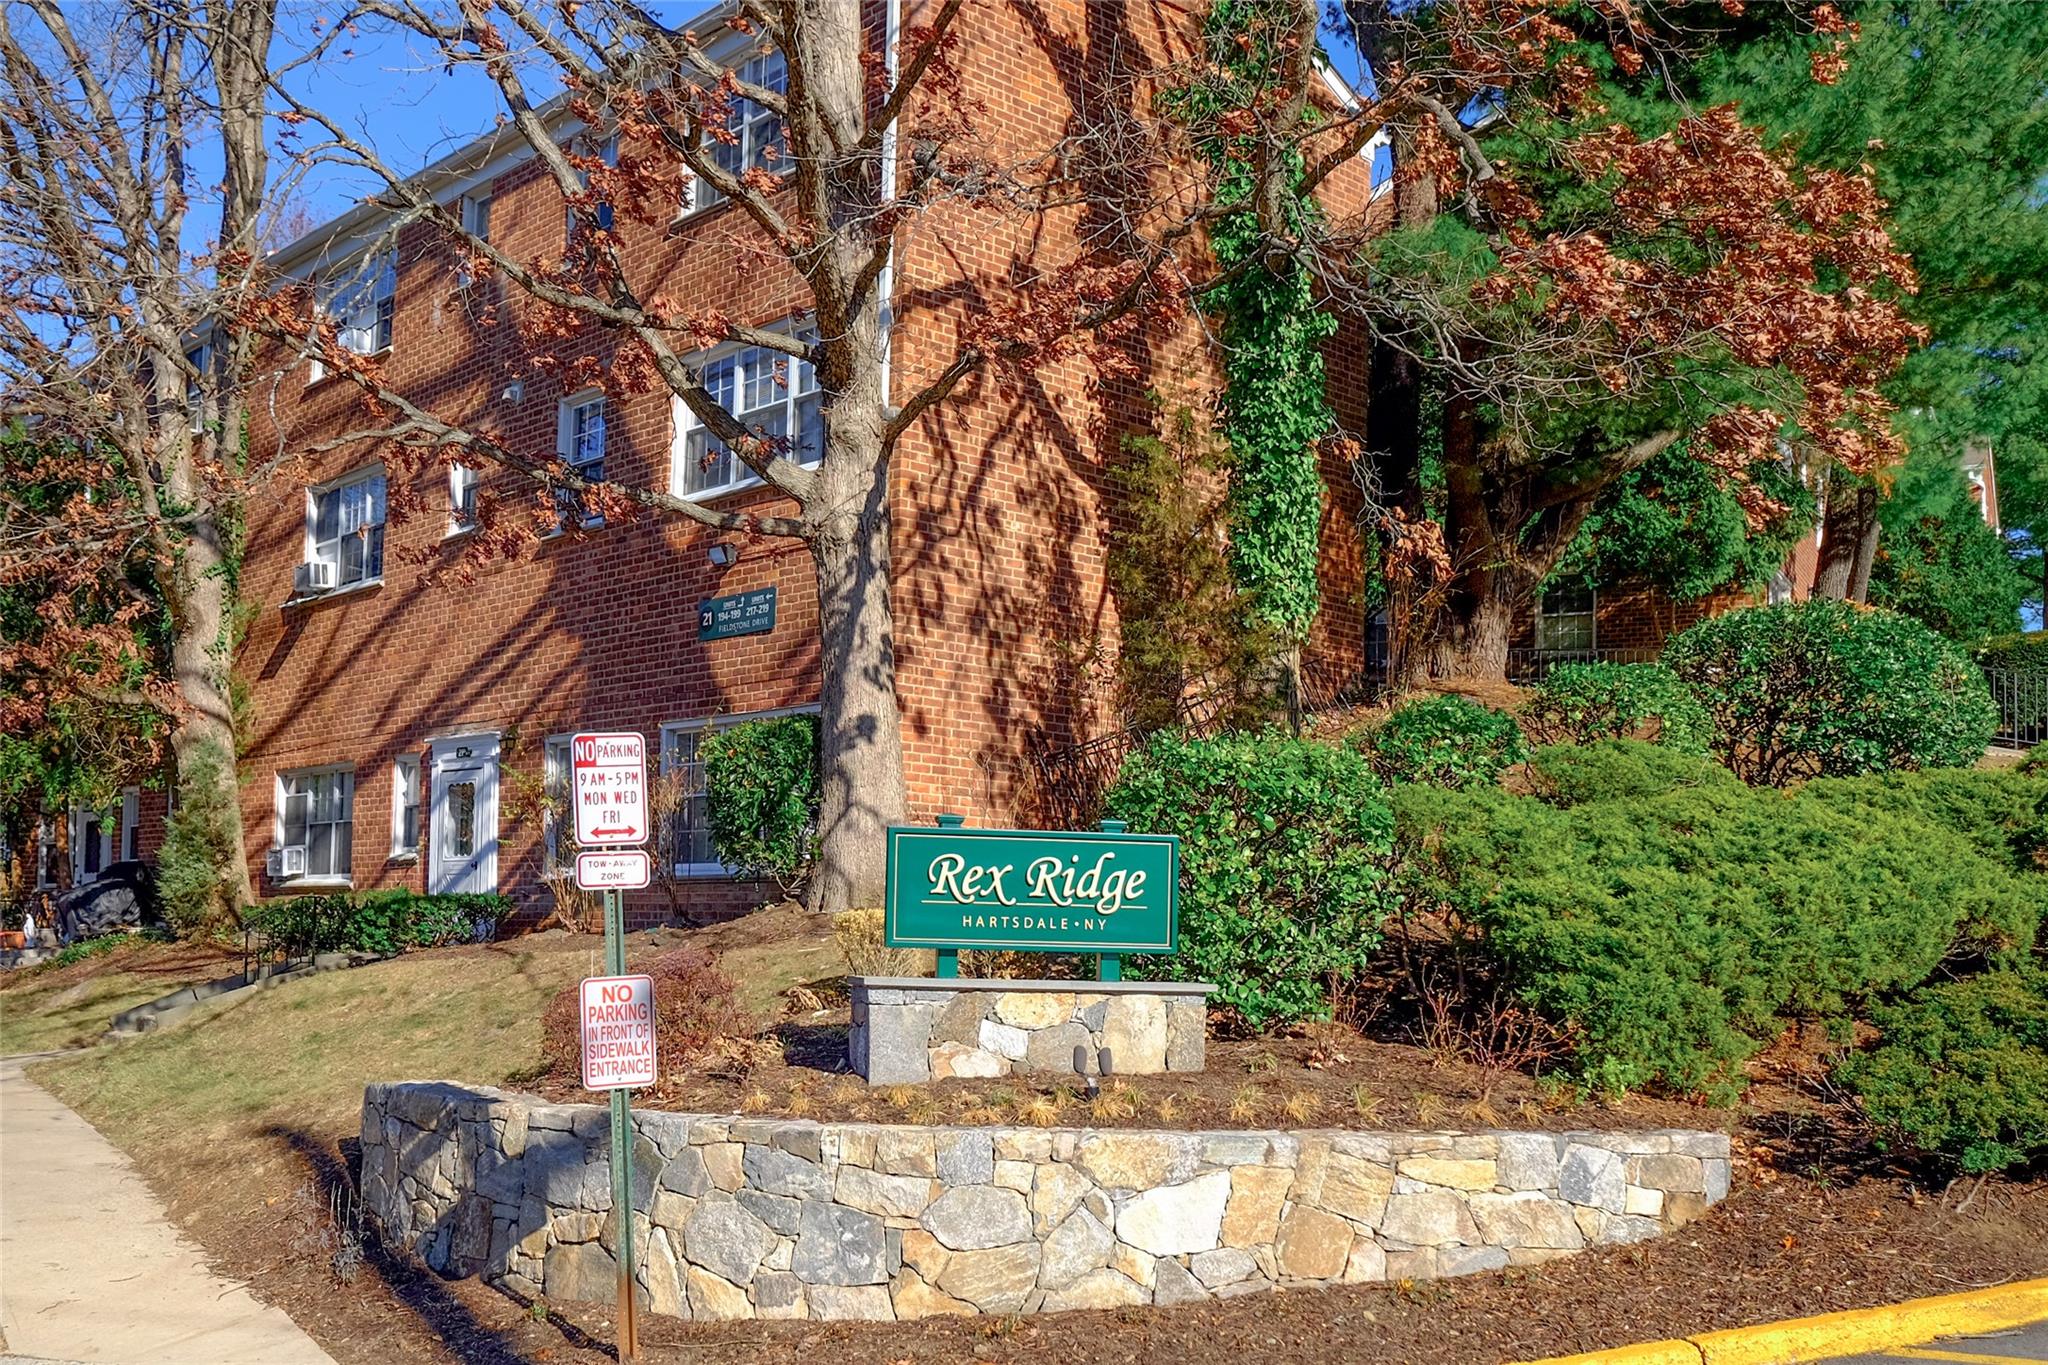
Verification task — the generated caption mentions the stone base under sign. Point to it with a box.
[847,977,1214,1084]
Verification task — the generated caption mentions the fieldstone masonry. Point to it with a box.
[361,1081,1733,1322]
[847,977,1215,1084]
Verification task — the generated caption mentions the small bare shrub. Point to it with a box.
[540,946,754,1083]
[832,908,933,977]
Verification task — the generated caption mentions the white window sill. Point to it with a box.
[283,577,383,609]
[278,876,352,890]
[444,522,477,540]
[387,852,419,864]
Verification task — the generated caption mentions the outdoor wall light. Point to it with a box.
[499,380,524,403]
[707,541,739,568]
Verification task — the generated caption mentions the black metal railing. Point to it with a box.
[1983,667,2048,749]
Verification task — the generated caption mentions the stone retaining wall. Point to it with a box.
[361,1081,1731,1323]
[848,977,1214,1084]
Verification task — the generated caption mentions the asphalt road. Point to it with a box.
[1826,1318,2048,1364]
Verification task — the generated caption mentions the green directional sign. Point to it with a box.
[698,587,776,641]
[885,821,1179,957]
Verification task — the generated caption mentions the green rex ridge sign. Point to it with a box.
[884,820,1180,973]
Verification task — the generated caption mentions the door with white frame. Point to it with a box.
[428,734,499,895]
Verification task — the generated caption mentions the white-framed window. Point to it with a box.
[462,190,493,242]
[34,816,56,890]
[276,766,354,884]
[306,467,387,589]
[449,464,479,534]
[659,705,818,878]
[185,341,211,434]
[687,51,787,213]
[120,787,140,863]
[567,135,618,242]
[311,250,396,380]
[391,756,421,859]
[542,735,573,872]
[672,335,821,499]
[1535,585,1597,653]
[554,392,606,528]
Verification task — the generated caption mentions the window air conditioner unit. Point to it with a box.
[267,845,307,879]
[293,561,335,596]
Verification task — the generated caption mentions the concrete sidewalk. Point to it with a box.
[0,1052,334,1364]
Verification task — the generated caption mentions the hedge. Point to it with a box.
[1361,694,1526,790]
[1662,600,1998,785]
[1104,730,1396,1028]
[1521,663,1711,755]
[701,713,820,894]
[246,890,507,958]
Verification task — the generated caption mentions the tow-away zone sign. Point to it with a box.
[580,974,657,1090]
[576,849,651,891]
[571,731,648,847]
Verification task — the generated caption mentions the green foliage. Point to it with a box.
[156,742,244,933]
[1559,441,1816,603]
[1525,740,1736,808]
[1870,485,2026,643]
[1104,730,1396,1028]
[45,931,142,969]
[1169,0,1332,645]
[700,714,819,894]
[245,889,507,959]
[1522,663,1711,754]
[1395,767,2046,1098]
[1662,601,1999,785]
[1106,403,1281,731]
[1838,969,2048,1173]
[1363,695,1526,790]
[1977,631,2048,673]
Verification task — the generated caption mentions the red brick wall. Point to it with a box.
[232,0,1377,925]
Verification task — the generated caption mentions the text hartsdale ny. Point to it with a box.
[927,850,1148,930]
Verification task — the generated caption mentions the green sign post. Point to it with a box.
[884,816,1179,981]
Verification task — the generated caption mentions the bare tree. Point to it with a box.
[0,0,284,918]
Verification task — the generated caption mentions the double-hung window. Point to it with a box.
[391,756,421,859]
[278,767,354,883]
[307,468,387,588]
[690,51,787,212]
[34,817,55,889]
[567,136,618,244]
[542,736,572,872]
[657,725,720,876]
[1535,585,1596,653]
[673,336,820,498]
[449,464,479,534]
[185,341,211,434]
[316,250,396,372]
[554,393,606,528]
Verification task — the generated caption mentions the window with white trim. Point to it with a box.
[1535,585,1596,653]
[121,787,140,863]
[277,766,354,883]
[185,341,211,434]
[35,816,55,889]
[317,250,396,367]
[450,464,479,533]
[543,736,572,872]
[391,756,421,859]
[672,336,820,498]
[306,468,387,589]
[659,706,818,878]
[457,192,493,286]
[567,136,618,242]
[554,393,606,528]
[688,51,787,212]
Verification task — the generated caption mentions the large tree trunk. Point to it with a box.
[165,514,254,912]
[806,425,907,914]
[1814,474,1878,601]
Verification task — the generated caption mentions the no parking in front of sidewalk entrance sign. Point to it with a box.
[580,974,657,1090]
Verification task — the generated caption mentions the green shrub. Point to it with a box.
[1976,631,2048,672]
[1838,969,2048,1173]
[701,714,819,895]
[1662,600,1999,785]
[1526,740,1737,807]
[247,890,506,958]
[1104,730,1396,1028]
[156,742,243,933]
[1362,694,1526,790]
[1522,663,1711,755]
[1395,769,2045,1098]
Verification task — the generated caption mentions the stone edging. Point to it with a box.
[361,1080,1732,1324]
[849,978,1212,1083]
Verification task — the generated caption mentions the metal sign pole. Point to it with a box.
[603,886,639,1361]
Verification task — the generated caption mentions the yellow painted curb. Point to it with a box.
[1511,1277,2048,1365]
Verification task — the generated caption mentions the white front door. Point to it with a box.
[429,735,499,895]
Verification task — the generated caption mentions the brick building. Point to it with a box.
[93,2,1382,928]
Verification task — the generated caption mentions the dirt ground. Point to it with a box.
[20,909,2048,1365]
